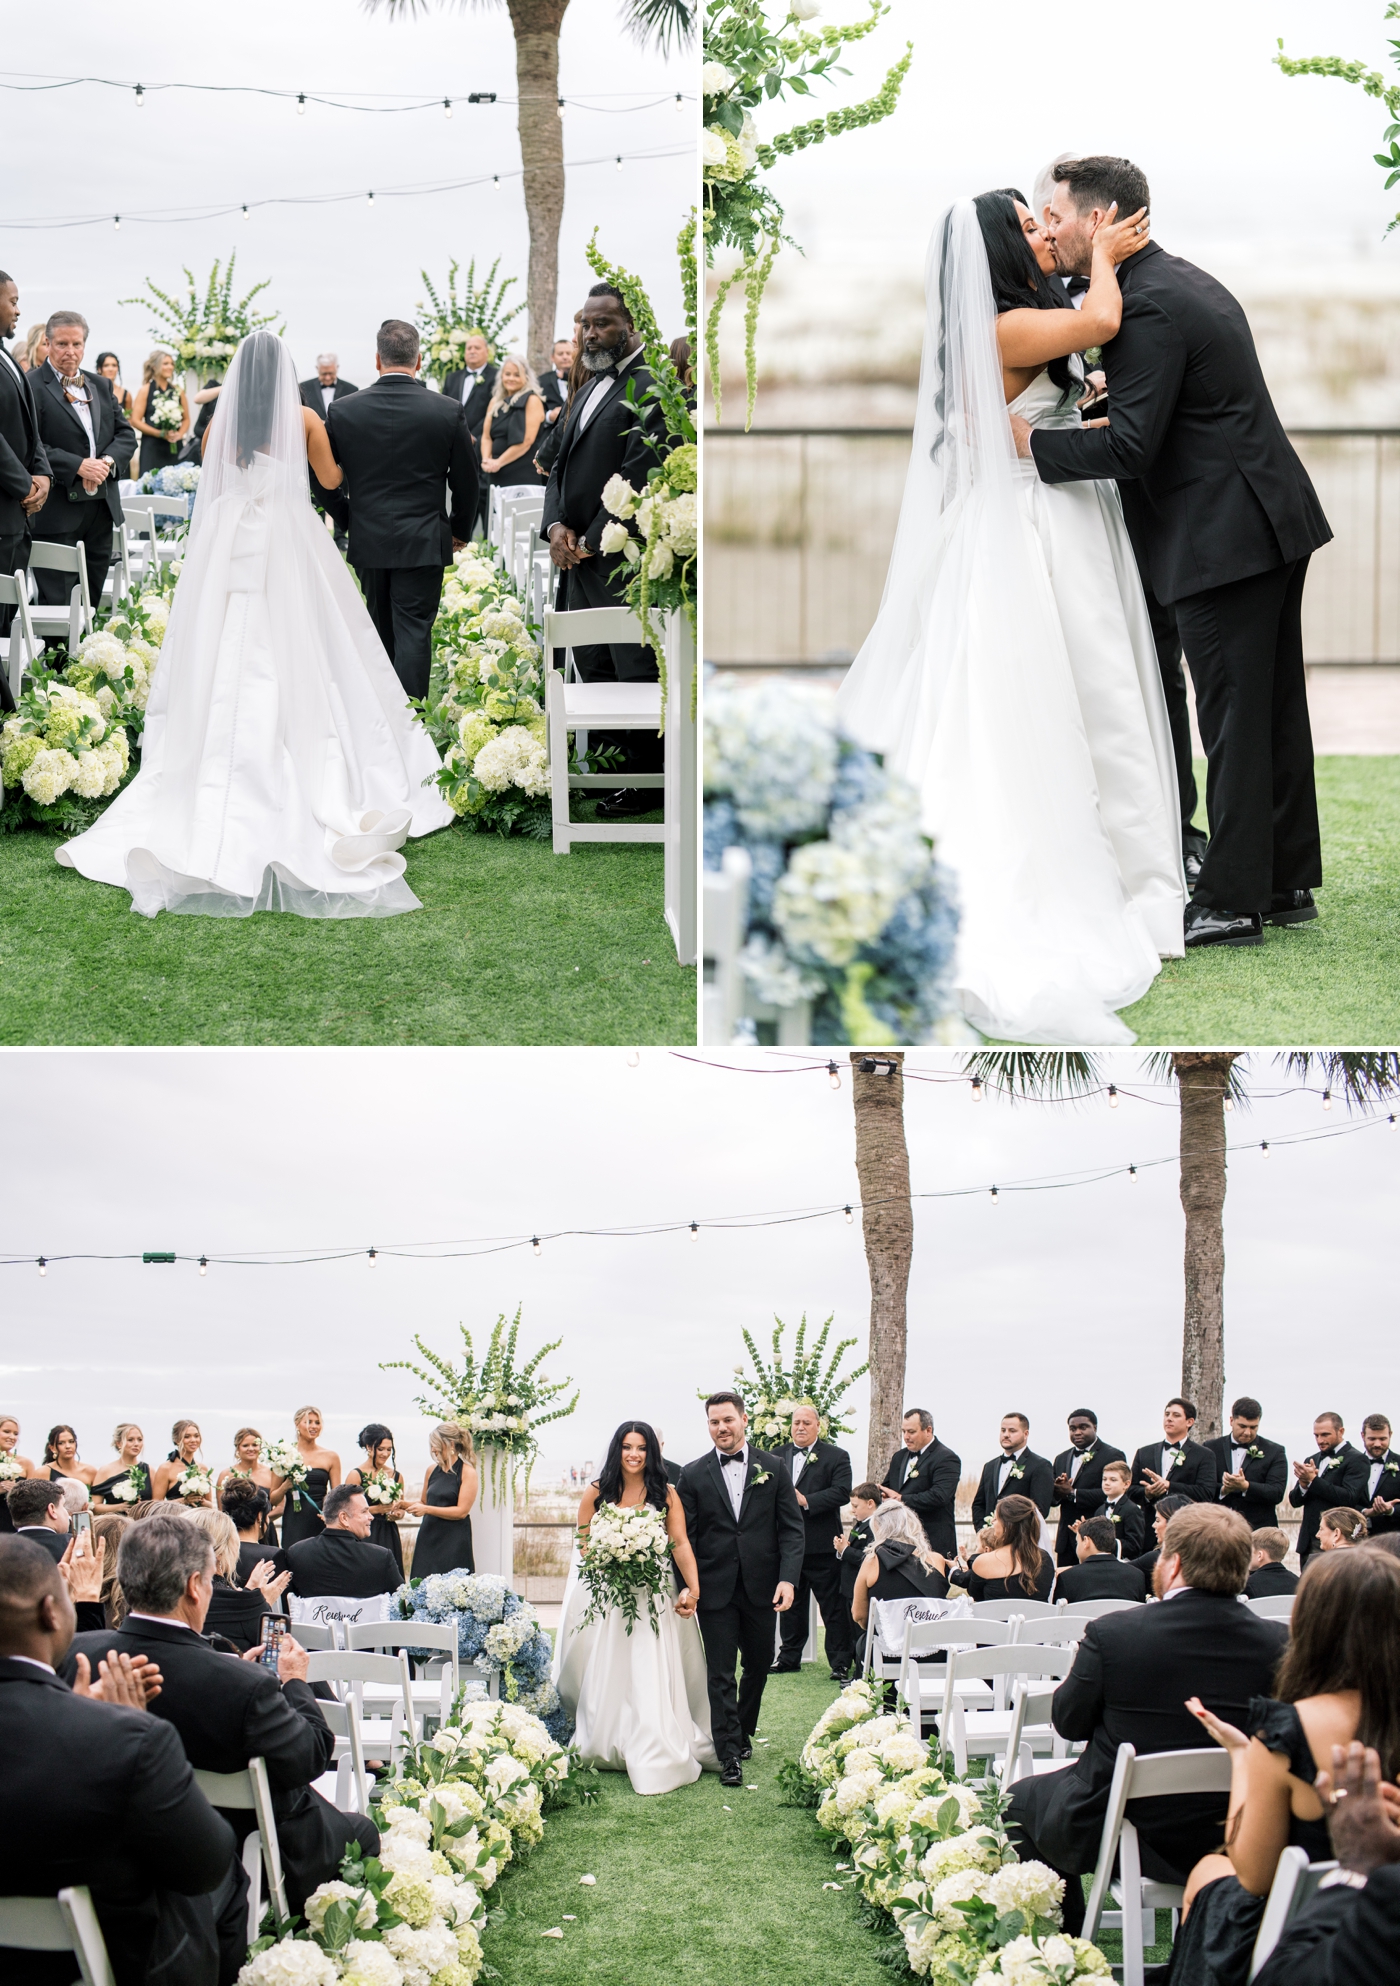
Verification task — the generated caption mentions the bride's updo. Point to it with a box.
[596,1421,670,1511]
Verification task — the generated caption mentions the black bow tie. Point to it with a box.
[1064,273,1091,297]
[721,1451,745,1466]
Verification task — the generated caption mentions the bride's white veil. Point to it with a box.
[192,327,308,518]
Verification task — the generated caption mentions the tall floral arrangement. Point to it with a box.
[705,674,959,1044]
[703,0,912,425]
[120,256,279,380]
[416,260,527,384]
[1277,6,1400,231]
[717,1312,868,1443]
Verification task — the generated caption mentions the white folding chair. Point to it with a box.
[26,540,92,649]
[1057,1597,1143,1620]
[1082,1744,1234,1986]
[104,519,134,607]
[192,1756,289,1944]
[702,845,752,1046]
[346,1619,482,1726]
[0,1888,115,1986]
[121,494,187,567]
[1001,1681,1080,1784]
[315,1694,371,1815]
[542,605,664,854]
[1247,1845,1337,1979]
[1246,1595,1296,1621]
[970,1598,1061,1621]
[661,607,697,967]
[288,1620,341,1652]
[895,1616,1015,1732]
[937,1645,1079,1776]
[1009,1614,1093,1647]
[0,570,41,700]
[305,1650,418,1770]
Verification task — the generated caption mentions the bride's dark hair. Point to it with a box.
[595,1421,670,1511]
[972,188,1075,391]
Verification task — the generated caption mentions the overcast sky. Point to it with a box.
[0,0,694,387]
[3,1049,1395,1491]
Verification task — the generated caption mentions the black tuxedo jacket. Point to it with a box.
[1053,1555,1146,1604]
[298,377,358,417]
[662,1457,683,1487]
[1245,1561,1299,1599]
[774,1439,853,1558]
[1356,1448,1400,1534]
[1253,1865,1400,1986]
[541,354,667,556]
[676,1447,805,1610]
[1050,1442,1128,1551]
[441,364,498,442]
[1030,240,1331,605]
[971,1447,1054,1532]
[1204,1434,1288,1530]
[286,1527,401,1599]
[0,349,51,539]
[1027,1590,1287,1875]
[1100,1493,1147,1561]
[14,1524,68,1561]
[0,1656,233,1986]
[883,1439,961,1558]
[1288,1442,1371,1557]
[63,1614,356,1912]
[838,1516,874,1602]
[325,374,478,570]
[30,365,135,530]
[539,369,570,416]
[1130,1438,1218,1508]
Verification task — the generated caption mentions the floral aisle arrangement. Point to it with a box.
[393,1573,569,1740]
[719,1313,868,1444]
[578,1501,674,1634]
[703,0,912,423]
[791,1682,1112,1983]
[137,463,201,499]
[704,674,960,1044]
[415,260,526,385]
[121,256,279,382]
[1276,5,1400,231]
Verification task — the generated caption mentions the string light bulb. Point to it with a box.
[843,1204,854,1224]
[198,1255,208,1276]
[990,1185,1000,1205]
[1224,1095,1234,1112]
[1128,1164,1138,1181]
[367,190,374,205]
[557,97,566,118]
[970,1076,983,1102]
[1260,1141,1270,1158]
[1322,1089,1332,1111]
[1107,1084,1119,1108]
[615,156,623,171]
[443,98,453,118]
[689,1222,699,1242]
[1390,1114,1397,1131]
[113,216,121,231]
[134,84,145,107]
[241,204,249,221]
[37,1256,46,1276]
[827,1061,841,1091]
[367,1246,378,1265]
[297,93,307,115]
[675,93,683,110]
[531,1235,541,1256]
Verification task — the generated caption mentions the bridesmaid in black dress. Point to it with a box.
[479,358,548,491]
[404,1423,478,1578]
[948,1494,1056,1602]
[345,1423,407,1580]
[40,1425,95,1492]
[272,1405,340,1550]
[151,1420,214,1507]
[0,1417,35,1534]
[131,350,190,477]
[90,1424,153,1506]
[217,1428,288,1547]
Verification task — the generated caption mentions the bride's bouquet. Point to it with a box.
[175,1463,213,1504]
[578,1501,674,1637]
[360,1468,400,1511]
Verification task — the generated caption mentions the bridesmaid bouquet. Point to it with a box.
[578,1502,674,1637]
[265,1438,311,1510]
[361,1468,400,1510]
[108,1464,146,1504]
[0,1456,24,1484]
[176,1463,214,1504]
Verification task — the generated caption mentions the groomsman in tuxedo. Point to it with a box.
[1244,1528,1299,1599]
[677,1392,805,1788]
[543,283,669,817]
[971,1413,1054,1534]
[1205,1396,1288,1531]
[1052,1518,1146,1604]
[1050,1411,1126,1565]
[298,353,356,553]
[771,1404,854,1681]
[1359,1415,1400,1535]
[442,332,497,534]
[0,270,50,708]
[1130,1398,1219,1509]
[881,1407,961,1558]
[28,310,134,624]
[1289,1413,1370,1562]
[539,336,576,426]
[1098,1460,1147,1560]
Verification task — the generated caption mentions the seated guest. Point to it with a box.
[849,1501,949,1634]
[1007,1505,1288,1934]
[1098,1458,1146,1559]
[10,1476,72,1560]
[1359,1414,1400,1536]
[1206,1396,1288,1531]
[1252,1741,1400,1983]
[0,1533,235,1986]
[221,1477,285,1586]
[1050,1411,1127,1566]
[1244,1528,1299,1598]
[1362,1532,1400,1562]
[1131,1490,1191,1578]
[285,1484,402,1599]
[64,1515,377,1929]
[90,1514,129,1628]
[971,1414,1055,1532]
[57,1478,91,1525]
[1288,1413,1369,1562]
[1317,1507,1367,1551]
[1169,1545,1400,1986]
[1130,1396,1219,1508]
[188,1509,289,1654]
[1053,1517,1147,1603]
[950,1494,1055,1603]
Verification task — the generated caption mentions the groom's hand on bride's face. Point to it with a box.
[773,1582,795,1613]
[1009,413,1034,460]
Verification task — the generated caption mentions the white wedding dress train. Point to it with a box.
[553,1554,718,1795]
[836,202,1184,1044]
[57,331,452,917]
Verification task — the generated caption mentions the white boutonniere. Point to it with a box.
[1079,1449,1096,1465]
[1320,1455,1341,1473]
[749,1467,771,1487]
[1007,1461,1026,1481]
[1385,1461,1399,1476]
[1109,1510,1121,1525]
[1247,1445,1265,1460]
[1167,1449,1184,1470]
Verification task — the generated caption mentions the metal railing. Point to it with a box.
[703,426,1400,670]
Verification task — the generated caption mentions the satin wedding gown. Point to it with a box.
[57,330,452,917]
[837,201,1184,1044]
[552,1542,718,1795]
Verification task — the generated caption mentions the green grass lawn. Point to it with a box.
[0,824,694,1045]
[1120,755,1400,1045]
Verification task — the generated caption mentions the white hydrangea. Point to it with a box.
[481,610,524,641]
[136,593,169,635]
[69,750,111,799]
[928,1866,994,1929]
[738,933,824,1008]
[773,838,900,965]
[472,725,548,797]
[999,1934,1080,1984]
[703,673,840,838]
[78,631,127,675]
[659,490,697,556]
[21,747,78,806]
[235,1942,340,1986]
[911,1783,984,1832]
[381,1919,459,1986]
[602,473,641,518]
[834,1767,884,1815]
[304,1880,378,1935]
[985,1860,1065,1924]
[599,519,632,556]
[337,1943,404,1986]
[876,1728,928,1774]
[918,1829,1004,1883]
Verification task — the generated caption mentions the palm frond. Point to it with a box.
[1281,1050,1400,1108]
[960,1051,1104,1102]
[623,0,694,54]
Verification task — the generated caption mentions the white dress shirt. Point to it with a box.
[1068,1446,1091,1481]
[1369,1457,1389,1498]
[0,346,25,390]
[458,368,486,407]
[717,1442,749,1520]
[791,1443,816,1485]
[996,1446,1028,1492]
[50,362,95,455]
[320,383,337,414]
[574,345,643,435]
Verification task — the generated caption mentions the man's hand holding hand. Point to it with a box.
[22,474,49,515]
[1009,413,1034,461]
[77,456,110,494]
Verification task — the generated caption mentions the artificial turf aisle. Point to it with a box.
[0,827,694,1045]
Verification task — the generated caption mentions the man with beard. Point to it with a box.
[0,269,50,709]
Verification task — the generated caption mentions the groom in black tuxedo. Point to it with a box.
[325,320,478,701]
[677,1392,804,1787]
[1020,156,1333,949]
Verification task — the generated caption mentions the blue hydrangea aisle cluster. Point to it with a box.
[394,1572,570,1743]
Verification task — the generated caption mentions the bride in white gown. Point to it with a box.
[837,192,1185,1044]
[57,329,452,918]
[553,1422,717,1796]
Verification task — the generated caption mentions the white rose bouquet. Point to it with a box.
[176,1463,214,1504]
[0,1456,24,1487]
[360,1469,401,1510]
[577,1500,674,1635]
[108,1464,147,1504]
[266,1438,312,1510]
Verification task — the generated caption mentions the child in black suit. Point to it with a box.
[834,1483,881,1672]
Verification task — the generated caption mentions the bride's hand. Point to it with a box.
[1092,204,1151,266]
[674,1587,697,1617]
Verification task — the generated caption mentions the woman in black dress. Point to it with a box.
[217,1427,287,1547]
[272,1405,340,1550]
[345,1423,407,1579]
[131,349,189,477]
[90,1423,152,1507]
[850,1502,950,1633]
[191,1509,290,1653]
[404,1423,478,1578]
[949,1494,1055,1603]
[0,1417,35,1534]
[479,357,547,491]
[221,1478,286,1585]
[40,1425,95,1492]
[151,1420,213,1508]
[94,352,134,417]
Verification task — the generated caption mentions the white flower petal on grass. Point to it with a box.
[578,1874,597,1885]
[541,1927,564,1938]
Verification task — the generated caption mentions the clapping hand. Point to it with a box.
[1293,1458,1318,1486]
[1140,1467,1169,1499]
[1220,1470,1249,1495]
[72,1649,163,1708]
[245,1560,292,1604]
[1316,1742,1400,1873]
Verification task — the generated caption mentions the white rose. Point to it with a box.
[702,129,730,171]
[599,520,632,556]
[601,472,640,518]
[700,62,737,95]
[790,0,821,16]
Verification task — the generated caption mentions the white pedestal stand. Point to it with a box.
[471,1452,515,1582]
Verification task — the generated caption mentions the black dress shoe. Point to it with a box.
[1264,888,1317,926]
[1183,832,1208,890]
[768,1662,801,1676]
[1184,903,1264,948]
[738,1741,753,1761]
[829,1669,852,1684]
[595,787,660,820]
[720,1758,744,1787]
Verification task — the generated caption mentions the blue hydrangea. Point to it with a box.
[393,1573,570,1739]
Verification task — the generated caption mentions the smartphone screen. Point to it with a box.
[72,1509,93,1539]
[259,1616,286,1668]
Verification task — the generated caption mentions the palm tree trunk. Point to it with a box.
[507,0,570,378]
[851,1052,914,1480]
[1174,1052,1238,1441]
